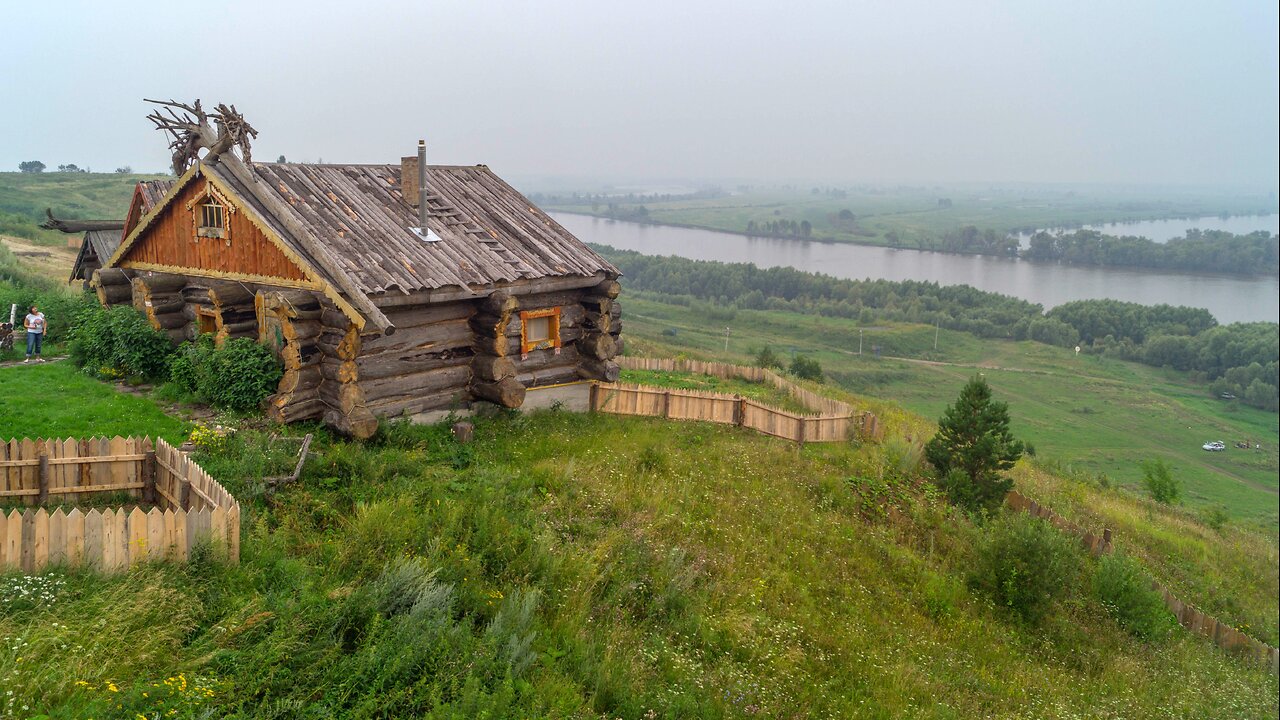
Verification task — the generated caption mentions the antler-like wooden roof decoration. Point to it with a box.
[145,98,259,176]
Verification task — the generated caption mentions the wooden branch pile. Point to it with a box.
[0,436,240,573]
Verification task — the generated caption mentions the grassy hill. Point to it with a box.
[0,364,1276,718]
[0,171,167,245]
[623,293,1280,529]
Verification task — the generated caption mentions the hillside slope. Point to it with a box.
[2,406,1275,718]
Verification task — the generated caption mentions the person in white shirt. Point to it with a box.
[23,305,46,363]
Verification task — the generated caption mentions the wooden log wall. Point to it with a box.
[316,317,379,439]
[259,290,327,425]
[575,279,621,383]
[90,268,135,307]
[468,291,525,408]
[132,273,189,342]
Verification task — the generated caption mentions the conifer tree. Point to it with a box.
[925,375,1024,512]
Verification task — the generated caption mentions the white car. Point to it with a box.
[1202,441,1226,452]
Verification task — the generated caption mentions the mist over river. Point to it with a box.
[552,213,1280,324]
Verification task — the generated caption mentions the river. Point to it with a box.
[550,213,1280,325]
[1019,213,1279,244]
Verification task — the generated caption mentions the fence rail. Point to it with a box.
[606,356,880,443]
[1007,490,1278,674]
[0,436,239,572]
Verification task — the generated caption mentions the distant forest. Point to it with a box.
[1022,229,1279,276]
[596,246,1280,412]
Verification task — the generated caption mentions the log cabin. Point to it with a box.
[92,142,622,438]
[57,181,174,288]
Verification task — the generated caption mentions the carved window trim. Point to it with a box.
[519,307,561,359]
[185,183,236,245]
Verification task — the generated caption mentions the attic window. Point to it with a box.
[520,307,561,358]
[198,201,226,239]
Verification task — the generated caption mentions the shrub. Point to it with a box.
[1141,459,1181,504]
[789,353,823,381]
[68,303,174,381]
[755,344,784,370]
[196,338,283,412]
[1093,552,1176,641]
[168,335,216,393]
[970,513,1082,623]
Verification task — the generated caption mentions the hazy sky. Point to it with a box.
[2,0,1277,188]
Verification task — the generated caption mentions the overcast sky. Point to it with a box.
[2,0,1276,189]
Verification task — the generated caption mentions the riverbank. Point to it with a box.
[553,212,1280,323]
[548,207,1279,278]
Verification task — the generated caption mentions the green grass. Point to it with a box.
[543,185,1277,251]
[623,294,1280,529]
[2,411,1276,718]
[0,361,190,441]
[0,171,169,246]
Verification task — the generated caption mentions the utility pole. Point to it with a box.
[859,328,863,355]
[934,319,939,351]
[724,326,731,354]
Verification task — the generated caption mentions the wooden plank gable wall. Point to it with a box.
[119,178,310,284]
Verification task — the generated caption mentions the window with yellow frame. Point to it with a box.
[519,307,561,359]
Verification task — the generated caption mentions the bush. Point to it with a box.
[68,303,174,381]
[168,335,216,393]
[1141,459,1181,504]
[789,354,823,381]
[196,338,283,412]
[755,344,784,370]
[1093,552,1176,641]
[970,513,1082,623]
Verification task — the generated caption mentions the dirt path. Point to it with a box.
[0,235,78,283]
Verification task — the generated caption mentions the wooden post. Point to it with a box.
[178,472,191,511]
[589,382,598,412]
[662,391,672,419]
[1103,528,1112,546]
[797,418,807,445]
[735,396,746,427]
[142,451,157,505]
[37,452,50,506]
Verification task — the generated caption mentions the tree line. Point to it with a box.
[594,246,1279,411]
[1023,229,1279,276]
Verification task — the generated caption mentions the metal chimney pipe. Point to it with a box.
[417,140,428,229]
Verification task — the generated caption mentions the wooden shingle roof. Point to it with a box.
[70,179,175,281]
[232,162,616,298]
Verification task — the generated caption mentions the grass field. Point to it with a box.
[0,171,168,246]
[540,185,1278,251]
[0,361,190,442]
[1,407,1276,718]
[622,293,1280,529]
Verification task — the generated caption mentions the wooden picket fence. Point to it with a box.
[595,357,880,443]
[0,436,239,573]
[1007,490,1278,674]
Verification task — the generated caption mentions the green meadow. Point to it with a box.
[622,293,1280,528]
[0,366,1275,717]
